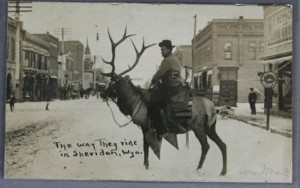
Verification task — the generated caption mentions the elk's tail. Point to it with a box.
[186,132,189,148]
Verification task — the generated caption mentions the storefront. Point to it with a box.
[218,67,238,106]
[261,55,292,112]
[261,6,292,114]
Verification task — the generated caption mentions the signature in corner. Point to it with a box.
[239,163,290,178]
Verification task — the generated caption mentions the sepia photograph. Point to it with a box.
[3,1,293,183]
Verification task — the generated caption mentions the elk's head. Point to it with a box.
[100,27,155,102]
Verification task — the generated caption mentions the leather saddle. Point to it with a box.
[167,86,193,119]
[163,86,193,133]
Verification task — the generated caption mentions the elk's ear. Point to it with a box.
[124,75,130,80]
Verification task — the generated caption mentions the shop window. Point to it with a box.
[194,77,198,89]
[198,75,203,90]
[220,70,237,80]
[207,74,212,89]
[202,72,207,89]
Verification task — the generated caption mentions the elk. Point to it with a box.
[100,27,227,176]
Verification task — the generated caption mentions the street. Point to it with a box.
[4,97,292,183]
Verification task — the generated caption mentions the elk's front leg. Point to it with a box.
[143,131,149,169]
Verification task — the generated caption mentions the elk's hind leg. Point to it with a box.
[206,121,227,176]
[193,126,210,170]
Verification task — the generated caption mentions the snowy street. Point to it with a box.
[4,97,292,183]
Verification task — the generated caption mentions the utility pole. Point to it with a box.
[94,55,96,89]
[8,0,32,99]
[192,14,197,89]
[54,28,72,88]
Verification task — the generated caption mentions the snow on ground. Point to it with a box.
[4,97,292,183]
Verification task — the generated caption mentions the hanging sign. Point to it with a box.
[260,72,278,88]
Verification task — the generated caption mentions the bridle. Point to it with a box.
[102,77,141,128]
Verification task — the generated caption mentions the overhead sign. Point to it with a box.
[267,7,292,48]
[260,72,277,88]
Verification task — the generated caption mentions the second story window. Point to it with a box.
[248,42,256,60]
[259,42,264,52]
[224,42,232,60]
[6,37,9,60]
[207,46,212,62]
[11,38,15,61]
[38,54,42,69]
[45,57,48,70]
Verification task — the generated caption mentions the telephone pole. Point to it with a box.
[192,14,197,89]
[54,28,72,88]
[94,55,97,89]
[8,0,32,99]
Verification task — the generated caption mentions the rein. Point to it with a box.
[105,100,133,127]
[105,95,141,128]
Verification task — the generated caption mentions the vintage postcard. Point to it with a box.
[4,1,293,183]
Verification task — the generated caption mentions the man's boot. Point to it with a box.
[159,109,169,136]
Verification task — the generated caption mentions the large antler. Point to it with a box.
[118,39,156,76]
[100,26,135,77]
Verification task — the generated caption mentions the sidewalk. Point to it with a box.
[230,103,292,138]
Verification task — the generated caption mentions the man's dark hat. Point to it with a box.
[159,40,175,49]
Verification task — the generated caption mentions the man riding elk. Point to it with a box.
[149,40,182,136]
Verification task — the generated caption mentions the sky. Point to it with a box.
[9,2,264,86]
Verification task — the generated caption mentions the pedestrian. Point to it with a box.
[46,86,51,110]
[9,93,16,112]
[79,88,84,99]
[248,88,257,115]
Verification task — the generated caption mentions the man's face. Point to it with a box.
[160,46,171,57]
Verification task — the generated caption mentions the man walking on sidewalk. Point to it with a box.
[248,88,257,115]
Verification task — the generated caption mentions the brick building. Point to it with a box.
[193,17,265,106]
[59,40,84,88]
[22,32,51,101]
[260,6,292,114]
[6,17,25,100]
[34,32,59,99]
[173,45,192,85]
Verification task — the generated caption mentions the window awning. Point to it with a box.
[49,75,58,79]
[261,55,292,64]
[194,72,202,77]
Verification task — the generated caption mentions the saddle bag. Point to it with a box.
[168,87,193,119]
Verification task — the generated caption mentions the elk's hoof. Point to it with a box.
[196,164,202,170]
[219,170,227,176]
[144,162,149,170]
